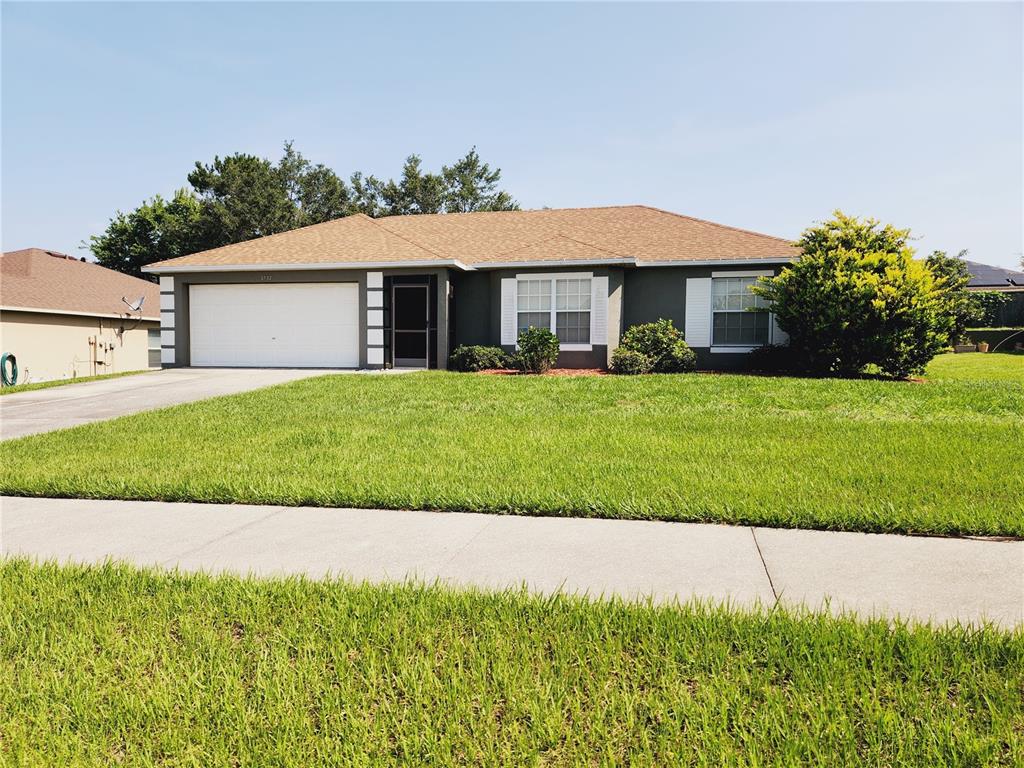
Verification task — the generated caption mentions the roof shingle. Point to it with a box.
[145,205,799,271]
[1,249,160,319]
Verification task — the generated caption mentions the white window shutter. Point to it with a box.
[771,314,789,345]
[684,277,712,347]
[500,278,516,344]
[590,276,608,345]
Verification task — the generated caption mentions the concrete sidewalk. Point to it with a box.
[2,496,1021,628]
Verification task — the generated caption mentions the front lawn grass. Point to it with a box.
[0,371,1021,536]
[0,369,151,396]
[1,559,1021,766]
[925,350,1023,383]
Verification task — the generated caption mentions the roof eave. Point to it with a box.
[143,259,475,274]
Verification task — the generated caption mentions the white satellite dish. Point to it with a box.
[122,296,145,313]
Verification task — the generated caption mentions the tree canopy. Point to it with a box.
[89,144,518,277]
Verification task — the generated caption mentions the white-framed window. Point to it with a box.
[516,275,592,346]
[712,276,769,346]
[147,328,161,368]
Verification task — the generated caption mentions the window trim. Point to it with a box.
[709,272,774,349]
[514,272,594,351]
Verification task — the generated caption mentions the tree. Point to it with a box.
[925,249,974,343]
[187,153,296,250]
[90,143,520,274]
[441,147,519,213]
[88,189,201,279]
[753,211,952,378]
[277,141,352,226]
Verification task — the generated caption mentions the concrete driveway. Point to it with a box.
[0,368,340,440]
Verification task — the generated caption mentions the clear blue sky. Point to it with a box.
[3,2,1021,268]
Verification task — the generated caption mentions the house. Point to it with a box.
[964,259,1024,328]
[0,249,161,383]
[143,206,799,370]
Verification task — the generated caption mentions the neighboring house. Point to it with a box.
[144,206,799,370]
[1,249,160,383]
[964,259,1024,327]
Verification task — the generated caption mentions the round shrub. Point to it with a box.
[609,348,652,375]
[752,211,952,379]
[516,327,560,374]
[619,319,696,373]
[449,345,509,372]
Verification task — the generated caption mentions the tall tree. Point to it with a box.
[88,189,201,279]
[187,153,295,249]
[90,143,520,274]
[442,147,518,213]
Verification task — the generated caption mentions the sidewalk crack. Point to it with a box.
[750,527,780,605]
[161,508,284,567]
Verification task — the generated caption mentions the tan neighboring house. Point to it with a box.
[1,248,160,383]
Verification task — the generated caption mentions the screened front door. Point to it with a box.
[392,284,429,368]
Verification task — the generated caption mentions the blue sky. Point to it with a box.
[3,2,1021,268]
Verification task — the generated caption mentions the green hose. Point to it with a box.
[1,353,18,386]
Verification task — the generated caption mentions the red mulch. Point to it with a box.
[479,368,608,377]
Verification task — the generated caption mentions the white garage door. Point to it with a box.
[189,283,359,367]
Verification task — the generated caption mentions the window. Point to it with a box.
[712,277,769,346]
[517,276,591,345]
[148,329,161,368]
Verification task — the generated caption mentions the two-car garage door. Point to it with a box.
[189,283,359,368]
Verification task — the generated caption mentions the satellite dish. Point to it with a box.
[122,296,145,313]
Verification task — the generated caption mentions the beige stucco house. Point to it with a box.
[1,248,160,384]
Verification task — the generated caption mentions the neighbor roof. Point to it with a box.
[964,259,1024,289]
[144,206,799,272]
[1,249,160,319]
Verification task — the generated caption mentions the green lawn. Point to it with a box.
[1,559,1020,766]
[0,369,1021,536]
[0,369,151,395]
[925,350,1024,383]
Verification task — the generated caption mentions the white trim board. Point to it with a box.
[0,305,159,322]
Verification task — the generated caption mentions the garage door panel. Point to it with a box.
[189,283,359,368]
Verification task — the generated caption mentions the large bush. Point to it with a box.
[449,345,509,372]
[516,327,560,374]
[609,348,653,375]
[753,211,952,379]
[618,319,696,373]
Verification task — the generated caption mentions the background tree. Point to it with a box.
[442,147,518,213]
[753,211,952,378]
[88,190,201,278]
[924,249,974,343]
[90,143,519,274]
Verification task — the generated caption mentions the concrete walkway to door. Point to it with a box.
[2,496,1021,629]
[0,367,354,440]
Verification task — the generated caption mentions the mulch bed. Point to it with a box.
[479,368,608,377]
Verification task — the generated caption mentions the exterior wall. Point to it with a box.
[161,267,451,369]
[622,264,785,371]
[0,309,158,384]
[449,266,623,369]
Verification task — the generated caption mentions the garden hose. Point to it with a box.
[1,353,17,387]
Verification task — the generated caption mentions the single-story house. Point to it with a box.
[1,248,160,383]
[143,206,799,370]
[964,259,1024,327]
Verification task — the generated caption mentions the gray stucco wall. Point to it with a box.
[451,266,624,369]
[165,267,450,369]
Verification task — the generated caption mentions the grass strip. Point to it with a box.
[1,558,1021,766]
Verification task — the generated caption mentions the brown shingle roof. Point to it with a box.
[1,249,160,319]
[145,205,798,271]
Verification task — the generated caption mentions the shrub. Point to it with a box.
[449,345,509,372]
[609,348,653,375]
[516,327,560,374]
[747,344,800,374]
[619,319,696,373]
[968,291,1012,327]
[752,211,952,379]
